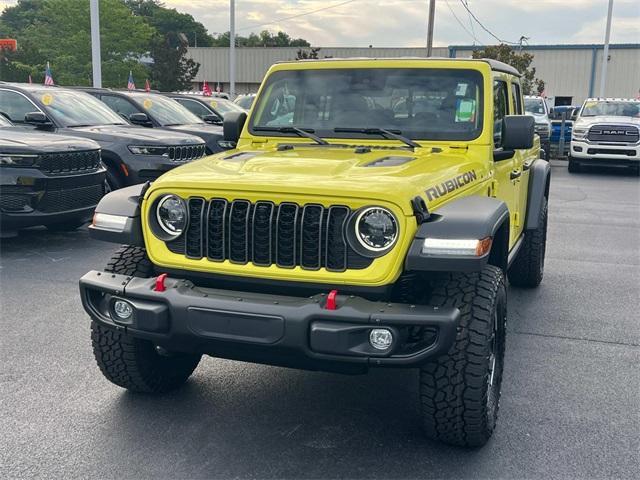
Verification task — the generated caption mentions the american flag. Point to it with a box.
[44,62,54,86]
[145,79,151,92]
[28,74,32,84]
[127,71,136,90]
[216,82,221,93]
[202,81,212,96]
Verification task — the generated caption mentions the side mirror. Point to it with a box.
[24,111,51,125]
[203,114,223,125]
[223,111,247,144]
[129,112,151,126]
[502,115,534,150]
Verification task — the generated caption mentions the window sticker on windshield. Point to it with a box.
[41,93,53,106]
[455,99,476,122]
[455,83,468,96]
[210,100,218,108]
[143,99,153,109]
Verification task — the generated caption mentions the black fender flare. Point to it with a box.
[524,159,551,230]
[88,183,148,246]
[405,196,509,272]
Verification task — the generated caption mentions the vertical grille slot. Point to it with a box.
[325,206,349,271]
[186,198,205,258]
[300,205,323,269]
[252,201,274,265]
[276,203,299,267]
[206,199,227,261]
[228,200,251,263]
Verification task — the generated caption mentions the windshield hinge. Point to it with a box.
[251,138,268,145]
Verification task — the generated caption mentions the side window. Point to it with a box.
[493,80,509,148]
[511,82,523,114]
[176,99,214,119]
[0,90,41,123]
[100,95,141,120]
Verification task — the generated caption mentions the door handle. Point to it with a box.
[510,169,522,180]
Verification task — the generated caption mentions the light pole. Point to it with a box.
[426,0,436,57]
[230,0,236,98]
[90,0,102,87]
[599,0,614,98]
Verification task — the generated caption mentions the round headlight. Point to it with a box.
[355,207,398,252]
[156,195,187,236]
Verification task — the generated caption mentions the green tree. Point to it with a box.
[149,32,199,91]
[472,44,545,95]
[295,47,321,60]
[211,30,310,48]
[0,0,153,86]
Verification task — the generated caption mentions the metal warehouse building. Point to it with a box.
[187,43,639,105]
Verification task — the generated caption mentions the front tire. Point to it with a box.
[568,158,581,173]
[91,245,201,393]
[508,197,548,288]
[420,265,507,447]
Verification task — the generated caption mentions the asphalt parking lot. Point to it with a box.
[1,159,639,479]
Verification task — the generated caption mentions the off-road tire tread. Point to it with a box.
[420,265,506,448]
[91,245,200,393]
[508,197,547,287]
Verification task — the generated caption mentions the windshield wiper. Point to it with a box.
[334,127,421,149]
[253,126,329,145]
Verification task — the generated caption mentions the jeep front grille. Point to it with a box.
[167,199,373,271]
[168,144,206,163]
[38,150,101,175]
[587,125,639,143]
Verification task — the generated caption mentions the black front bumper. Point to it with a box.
[80,271,460,374]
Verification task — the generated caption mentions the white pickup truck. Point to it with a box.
[569,98,640,174]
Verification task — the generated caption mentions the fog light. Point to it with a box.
[369,328,393,350]
[113,300,133,320]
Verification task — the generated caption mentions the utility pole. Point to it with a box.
[229,0,236,98]
[90,0,102,87]
[599,0,614,98]
[426,0,436,57]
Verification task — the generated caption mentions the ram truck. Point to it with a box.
[80,58,550,448]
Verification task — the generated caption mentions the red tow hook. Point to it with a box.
[154,273,168,292]
[325,289,338,310]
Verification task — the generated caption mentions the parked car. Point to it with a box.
[81,57,549,448]
[524,95,551,160]
[0,113,105,236]
[165,93,248,125]
[549,105,579,157]
[233,93,256,110]
[80,88,229,153]
[569,97,640,173]
[0,83,206,189]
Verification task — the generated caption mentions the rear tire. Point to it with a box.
[568,159,581,173]
[508,197,548,288]
[420,265,507,447]
[91,245,201,393]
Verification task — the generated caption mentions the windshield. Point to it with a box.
[33,89,127,127]
[235,95,255,110]
[580,100,640,117]
[524,98,546,115]
[250,68,483,141]
[212,98,245,115]
[130,93,203,126]
[0,113,11,127]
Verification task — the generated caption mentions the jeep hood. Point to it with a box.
[0,128,100,154]
[66,125,205,145]
[149,145,485,214]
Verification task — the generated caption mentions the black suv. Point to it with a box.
[80,88,229,153]
[165,94,247,125]
[0,113,105,237]
[0,83,207,189]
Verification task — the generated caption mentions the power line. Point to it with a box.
[444,0,480,44]
[458,0,517,44]
[462,0,477,44]
[236,0,359,32]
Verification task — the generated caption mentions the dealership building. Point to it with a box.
[187,43,639,105]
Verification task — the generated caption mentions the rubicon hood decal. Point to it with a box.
[426,170,477,201]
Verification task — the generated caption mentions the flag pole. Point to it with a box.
[90,0,102,88]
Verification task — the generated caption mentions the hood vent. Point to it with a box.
[364,156,415,167]
[223,152,260,161]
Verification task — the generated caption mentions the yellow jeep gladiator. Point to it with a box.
[80,58,550,447]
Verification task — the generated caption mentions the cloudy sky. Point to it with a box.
[1,0,639,47]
